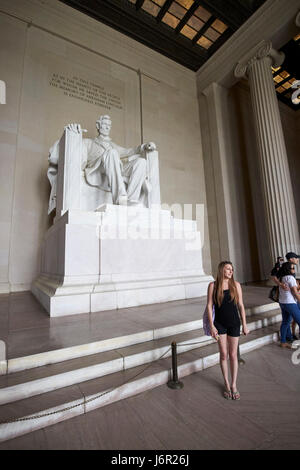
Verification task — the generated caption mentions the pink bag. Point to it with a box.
[203,305,215,336]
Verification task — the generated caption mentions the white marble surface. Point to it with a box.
[55,128,82,217]
[3,305,280,381]
[6,330,154,374]
[32,206,212,316]
[0,79,5,104]
[240,333,277,354]
[202,353,220,369]
[51,121,161,216]
[178,357,204,378]
[85,370,170,413]
[0,340,7,375]
[153,320,202,340]
[0,360,7,375]
[0,356,123,406]
[64,224,100,276]
[0,311,280,412]
[90,291,117,313]
[0,0,211,295]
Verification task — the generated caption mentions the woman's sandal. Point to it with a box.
[231,389,241,401]
[223,389,232,400]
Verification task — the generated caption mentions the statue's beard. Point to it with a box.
[98,132,111,141]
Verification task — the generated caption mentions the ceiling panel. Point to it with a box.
[60,0,267,71]
[59,0,299,110]
[272,34,300,110]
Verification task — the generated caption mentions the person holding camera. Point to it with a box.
[278,262,300,348]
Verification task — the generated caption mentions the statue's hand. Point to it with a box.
[143,142,156,152]
[65,123,83,134]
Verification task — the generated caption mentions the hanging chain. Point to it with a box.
[0,346,172,425]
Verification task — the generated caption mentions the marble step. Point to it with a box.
[0,329,213,406]
[0,310,282,407]
[0,323,281,443]
[4,318,203,375]
[4,302,280,375]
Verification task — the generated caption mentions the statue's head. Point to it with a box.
[96,115,112,137]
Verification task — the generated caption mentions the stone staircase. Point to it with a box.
[0,303,282,443]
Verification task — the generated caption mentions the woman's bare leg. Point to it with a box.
[228,336,239,394]
[218,334,230,391]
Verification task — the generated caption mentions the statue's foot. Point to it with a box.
[128,200,142,207]
[118,195,128,206]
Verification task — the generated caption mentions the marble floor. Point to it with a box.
[0,342,299,450]
[0,285,299,450]
[0,285,274,359]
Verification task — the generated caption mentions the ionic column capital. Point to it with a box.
[234,40,285,79]
[296,11,300,27]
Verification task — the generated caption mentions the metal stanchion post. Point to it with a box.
[167,342,184,389]
[238,345,245,365]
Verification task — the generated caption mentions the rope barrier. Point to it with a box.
[0,333,246,425]
[176,338,215,347]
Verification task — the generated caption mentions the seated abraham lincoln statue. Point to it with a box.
[47,115,160,215]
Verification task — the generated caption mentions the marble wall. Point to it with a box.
[0,0,211,293]
[0,15,27,293]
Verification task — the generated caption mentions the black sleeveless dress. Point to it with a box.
[214,289,241,337]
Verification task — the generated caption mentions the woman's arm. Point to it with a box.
[291,286,300,303]
[236,282,250,335]
[207,282,218,339]
[271,276,289,291]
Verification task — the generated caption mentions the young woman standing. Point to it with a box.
[206,261,250,400]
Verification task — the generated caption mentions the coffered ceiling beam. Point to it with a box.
[200,0,249,30]
[174,0,202,34]
[135,0,145,11]
[60,0,207,70]
[156,0,173,23]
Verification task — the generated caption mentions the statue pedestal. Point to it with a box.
[32,205,213,317]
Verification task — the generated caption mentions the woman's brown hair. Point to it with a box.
[213,261,239,307]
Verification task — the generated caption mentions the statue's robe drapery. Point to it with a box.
[47,136,148,213]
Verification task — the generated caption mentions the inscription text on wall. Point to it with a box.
[49,73,123,111]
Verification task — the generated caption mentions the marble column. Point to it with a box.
[201,83,231,270]
[235,41,300,264]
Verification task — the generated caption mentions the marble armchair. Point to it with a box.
[47,128,161,218]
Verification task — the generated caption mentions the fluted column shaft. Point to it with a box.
[235,41,300,264]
